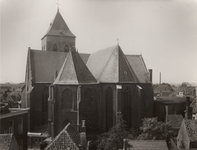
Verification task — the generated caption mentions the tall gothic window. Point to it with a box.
[106,87,113,131]
[123,86,132,128]
[42,87,49,113]
[62,89,73,110]
[52,43,58,51]
[64,44,70,52]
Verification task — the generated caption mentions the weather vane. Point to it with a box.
[56,0,60,11]
[117,38,119,45]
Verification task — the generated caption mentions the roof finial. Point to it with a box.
[56,0,60,11]
[117,38,119,45]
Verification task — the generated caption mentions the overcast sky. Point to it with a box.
[1,0,197,84]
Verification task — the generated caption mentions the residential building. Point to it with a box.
[0,103,29,150]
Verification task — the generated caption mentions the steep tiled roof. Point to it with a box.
[127,140,168,150]
[42,10,75,39]
[45,123,79,150]
[86,45,138,83]
[0,134,19,150]
[154,84,174,92]
[53,50,97,85]
[166,114,183,129]
[126,55,151,83]
[184,119,197,142]
[27,49,90,83]
[154,97,188,104]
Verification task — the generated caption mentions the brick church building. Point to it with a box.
[22,10,153,137]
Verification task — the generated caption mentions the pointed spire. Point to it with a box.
[42,10,75,39]
[56,0,60,12]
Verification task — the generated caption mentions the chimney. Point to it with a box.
[159,72,161,84]
[148,69,153,83]
[185,96,192,119]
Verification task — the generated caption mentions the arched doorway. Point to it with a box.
[106,87,113,131]
[123,87,132,128]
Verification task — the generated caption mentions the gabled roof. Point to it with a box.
[0,134,19,150]
[54,50,97,85]
[86,45,138,83]
[179,119,197,142]
[45,123,79,149]
[27,49,90,83]
[126,55,151,83]
[42,10,75,39]
[154,83,174,92]
[127,140,168,150]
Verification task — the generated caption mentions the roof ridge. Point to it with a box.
[98,46,117,81]
[119,46,139,82]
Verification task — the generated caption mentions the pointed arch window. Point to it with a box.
[42,87,49,113]
[62,89,73,110]
[52,43,58,51]
[123,86,132,128]
[106,87,113,130]
[64,44,70,52]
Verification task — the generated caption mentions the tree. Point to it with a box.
[97,114,129,150]
[137,117,173,140]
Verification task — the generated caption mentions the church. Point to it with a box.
[22,9,153,137]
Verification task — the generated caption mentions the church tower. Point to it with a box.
[41,10,76,52]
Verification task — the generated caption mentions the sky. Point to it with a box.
[1,0,197,84]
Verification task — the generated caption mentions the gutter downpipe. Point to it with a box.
[48,84,55,139]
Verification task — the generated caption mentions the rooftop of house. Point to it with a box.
[154,96,194,105]
[127,140,168,150]
[183,119,197,142]
[45,123,80,149]
[154,83,174,92]
[0,134,14,150]
[0,107,29,119]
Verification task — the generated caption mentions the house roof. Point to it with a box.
[0,134,17,150]
[154,97,190,105]
[86,45,139,83]
[42,10,75,39]
[27,49,90,83]
[127,140,168,150]
[181,119,197,142]
[45,123,79,149]
[126,55,151,83]
[54,50,97,85]
[166,114,183,129]
[154,83,174,92]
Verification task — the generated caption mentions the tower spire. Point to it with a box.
[56,0,60,11]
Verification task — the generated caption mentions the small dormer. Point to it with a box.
[41,10,76,52]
